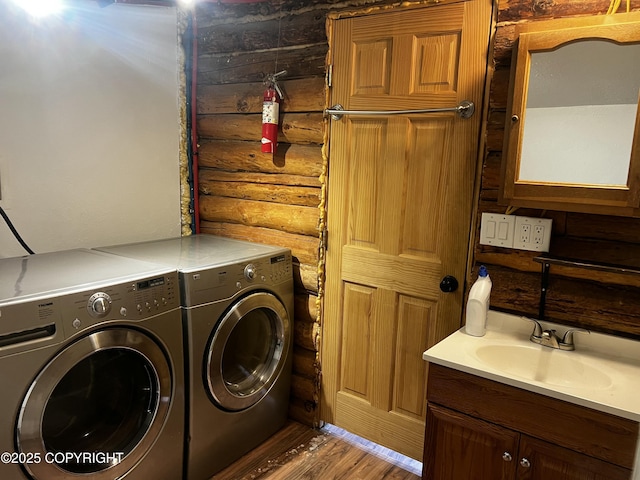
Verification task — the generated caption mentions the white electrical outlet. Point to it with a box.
[513,216,552,252]
[479,213,515,248]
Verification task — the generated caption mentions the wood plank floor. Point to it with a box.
[210,420,423,480]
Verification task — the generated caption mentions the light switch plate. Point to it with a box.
[479,213,515,248]
[513,216,552,252]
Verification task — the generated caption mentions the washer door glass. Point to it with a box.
[17,329,172,480]
[42,349,155,472]
[206,292,290,411]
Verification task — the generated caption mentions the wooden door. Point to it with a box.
[322,0,493,460]
[423,404,519,480]
[517,435,631,480]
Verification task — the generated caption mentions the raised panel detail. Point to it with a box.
[352,39,392,96]
[403,117,452,256]
[394,295,434,417]
[412,32,460,94]
[340,283,375,398]
[347,119,387,247]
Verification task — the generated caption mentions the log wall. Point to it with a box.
[195,0,640,428]
[195,0,396,426]
[477,0,640,339]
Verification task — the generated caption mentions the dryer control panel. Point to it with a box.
[181,250,292,307]
[268,252,292,283]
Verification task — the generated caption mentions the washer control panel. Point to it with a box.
[64,271,180,337]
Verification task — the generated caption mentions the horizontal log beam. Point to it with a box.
[199,221,319,265]
[294,315,320,351]
[295,293,319,324]
[202,169,321,188]
[200,196,319,236]
[290,374,318,409]
[197,44,328,84]
[199,173,321,207]
[288,397,318,427]
[296,262,318,294]
[197,8,328,55]
[197,112,324,144]
[198,77,325,115]
[199,140,324,178]
[293,346,319,379]
[486,265,640,338]
[497,0,633,23]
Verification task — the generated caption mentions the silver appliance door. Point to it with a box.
[205,291,290,411]
[16,328,172,480]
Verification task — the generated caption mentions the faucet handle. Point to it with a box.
[561,328,590,347]
[522,317,543,338]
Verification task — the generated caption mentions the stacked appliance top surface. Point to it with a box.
[0,249,173,305]
[95,235,288,273]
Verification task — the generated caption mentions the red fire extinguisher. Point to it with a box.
[261,84,280,154]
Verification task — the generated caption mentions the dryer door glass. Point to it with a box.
[17,328,172,480]
[222,307,277,395]
[206,291,290,411]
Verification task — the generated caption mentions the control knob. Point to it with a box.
[87,292,112,318]
[244,264,257,281]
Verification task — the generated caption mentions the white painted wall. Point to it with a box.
[0,3,182,258]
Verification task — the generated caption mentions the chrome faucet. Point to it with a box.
[525,318,590,351]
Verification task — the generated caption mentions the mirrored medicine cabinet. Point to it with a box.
[500,12,640,217]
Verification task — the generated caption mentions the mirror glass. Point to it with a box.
[519,40,640,186]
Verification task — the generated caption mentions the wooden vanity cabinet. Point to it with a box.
[423,364,638,480]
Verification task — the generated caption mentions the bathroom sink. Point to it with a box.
[423,311,640,421]
[474,344,612,389]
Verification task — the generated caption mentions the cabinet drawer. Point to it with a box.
[427,364,639,469]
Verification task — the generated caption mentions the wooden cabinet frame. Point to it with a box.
[500,12,640,217]
[423,364,639,480]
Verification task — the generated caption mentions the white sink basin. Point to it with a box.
[423,311,640,422]
[474,344,612,389]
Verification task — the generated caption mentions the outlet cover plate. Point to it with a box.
[479,213,516,248]
[513,216,552,252]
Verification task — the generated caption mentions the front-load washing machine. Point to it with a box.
[96,234,294,480]
[0,249,184,480]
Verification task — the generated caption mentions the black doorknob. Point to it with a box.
[440,275,459,293]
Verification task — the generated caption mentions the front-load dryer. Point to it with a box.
[0,249,184,480]
[96,234,294,480]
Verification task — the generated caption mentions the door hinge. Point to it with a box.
[321,229,328,251]
[326,64,333,88]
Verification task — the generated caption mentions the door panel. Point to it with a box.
[322,0,493,460]
[394,295,435,417]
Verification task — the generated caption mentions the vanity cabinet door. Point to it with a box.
[423,404,519,480]
[517,435,631,480]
